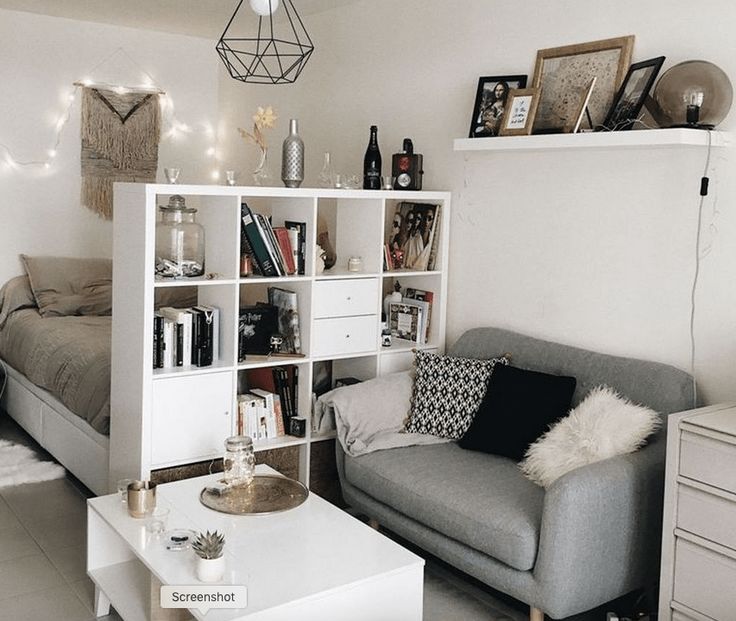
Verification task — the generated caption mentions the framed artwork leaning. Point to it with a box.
[498,88,541,136]
[468,75,528,137]
[531,35,635,133]
[601,56,666,131]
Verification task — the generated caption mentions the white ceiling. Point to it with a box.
[0,0,358,38]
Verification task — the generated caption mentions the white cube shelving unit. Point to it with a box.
[110,184,451,489]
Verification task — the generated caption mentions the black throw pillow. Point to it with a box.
[459,364,576,461]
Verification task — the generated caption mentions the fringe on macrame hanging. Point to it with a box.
[80,87,161,219]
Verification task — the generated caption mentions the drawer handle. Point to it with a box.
[346,296,352,301]
[345,334,350,339]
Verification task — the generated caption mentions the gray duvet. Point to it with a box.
[0,309,111,434]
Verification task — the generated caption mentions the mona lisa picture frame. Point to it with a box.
[468,74,528,138]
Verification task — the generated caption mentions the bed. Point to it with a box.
[0,257,113,494]
[0,257,198,495]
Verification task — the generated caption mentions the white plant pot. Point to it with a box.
[196,556,225,583]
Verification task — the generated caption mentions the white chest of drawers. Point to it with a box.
[659,403,736,621]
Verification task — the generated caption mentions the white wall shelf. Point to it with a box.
[453,128,731,153]
[110,183,451,489]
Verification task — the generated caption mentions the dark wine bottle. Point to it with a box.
[363,125,382,190]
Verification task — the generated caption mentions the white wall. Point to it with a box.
[0,9,219,285]
[218,0,736,403]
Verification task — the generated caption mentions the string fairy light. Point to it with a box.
[0,47,222,177]
[0,85,79,170]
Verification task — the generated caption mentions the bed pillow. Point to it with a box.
[20,255,112,317]
[459,364,576,460]
[405,350,509,439]
[0,275,37,329]
[520,385,661,487]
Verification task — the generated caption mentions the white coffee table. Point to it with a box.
[87,466,424,620]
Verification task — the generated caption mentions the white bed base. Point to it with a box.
[0,362,109,495]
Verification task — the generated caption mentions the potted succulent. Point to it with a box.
[192,530,226,582]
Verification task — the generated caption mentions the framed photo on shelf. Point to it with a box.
[468,74,528,138]
[531,35,634,133]
[600,56,666,131]
[498,88,541,136]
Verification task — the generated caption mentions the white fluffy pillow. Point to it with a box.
[519,385,661,488]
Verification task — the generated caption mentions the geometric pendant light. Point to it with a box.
[216,0,314,84]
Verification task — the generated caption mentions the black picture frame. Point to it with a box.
[601,56,665,131]
[468,75,528,138]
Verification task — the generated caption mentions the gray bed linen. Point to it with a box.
[0,308,111,434]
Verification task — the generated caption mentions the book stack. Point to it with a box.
[388,287,434,344]
[240,203,306,277]
[237,366,299,439]
[153,305,219,369]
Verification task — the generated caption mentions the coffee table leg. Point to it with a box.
[94,586,111,617]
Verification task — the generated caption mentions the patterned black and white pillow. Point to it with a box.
[405,350,509,439]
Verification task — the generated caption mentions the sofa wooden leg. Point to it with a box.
[368,518,379,530]
[530,607,544,621]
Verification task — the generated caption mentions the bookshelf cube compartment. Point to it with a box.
[318,197,383,277]
[383,199,445,275]
[155,193,240,281]
[150,372,234,468]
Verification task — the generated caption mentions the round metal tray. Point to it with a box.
[199,475,309,515]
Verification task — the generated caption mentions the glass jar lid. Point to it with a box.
[159,194,197,213]
[225,435,254,451]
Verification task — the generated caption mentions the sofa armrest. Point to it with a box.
[533,434,666,618]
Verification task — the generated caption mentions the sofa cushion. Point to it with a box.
[459,364,576,461]
[520,385,661,487]
[405,350,507,439]
[344,442,544,571]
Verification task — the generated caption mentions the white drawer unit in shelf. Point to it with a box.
[110,184,450,490]
[659,403,736,620]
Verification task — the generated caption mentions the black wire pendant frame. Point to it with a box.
[216,0,314,85]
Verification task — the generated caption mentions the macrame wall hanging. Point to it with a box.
[81,86,161,219]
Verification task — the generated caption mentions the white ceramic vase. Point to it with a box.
[196,556,225,583]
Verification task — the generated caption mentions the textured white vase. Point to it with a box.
[196,556,225,583]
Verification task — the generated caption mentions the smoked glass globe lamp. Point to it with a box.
[651,60,733,129]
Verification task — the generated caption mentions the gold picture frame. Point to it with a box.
[498,88,541,136]
[531,35,635,133]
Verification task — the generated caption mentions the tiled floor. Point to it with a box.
[0,416,122,621]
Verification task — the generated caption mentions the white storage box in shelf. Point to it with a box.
[110,184,450,490]
[453,128,731,152]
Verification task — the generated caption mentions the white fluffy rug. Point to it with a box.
[0,439,66,488]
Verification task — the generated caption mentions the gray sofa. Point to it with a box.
[336,327,695,619]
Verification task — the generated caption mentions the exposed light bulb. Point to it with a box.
[113,85,128,95]
[48,149,57,158]
[249,0,279,16]
[44,162,51,170]
[211,170,221,180]
[206,147,216,156]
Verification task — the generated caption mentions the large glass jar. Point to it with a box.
[223,435,255,487]
[155,195,205,278]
